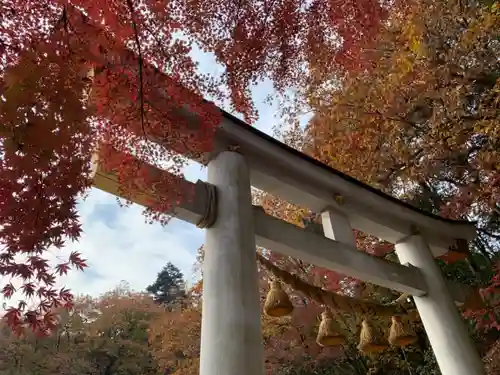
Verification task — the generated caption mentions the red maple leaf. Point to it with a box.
[3,307,22,333]
[68,251,88,271]
[55,262,71,276]
[21,282,36,298]
[1,283,16,298]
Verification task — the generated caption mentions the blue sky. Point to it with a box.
[50,48,288,298]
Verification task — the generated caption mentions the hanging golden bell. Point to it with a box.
[316,309,346,347]
[388,315,418,347]
[357,319,389,354]
[263,280,294,317]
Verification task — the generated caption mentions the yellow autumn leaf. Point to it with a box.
[410,37,425,57]
[492,2,500,15]
[395,54,414,75]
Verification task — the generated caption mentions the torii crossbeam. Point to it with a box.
[92,107,486,375]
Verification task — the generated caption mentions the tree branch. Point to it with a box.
[125,0,148,141]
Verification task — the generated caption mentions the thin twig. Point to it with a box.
[125,0,148,141]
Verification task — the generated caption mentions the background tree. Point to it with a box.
[83,288,163,375]
[0,287,166,375]
[253,0,500,369]
[244,3,500,372]
[301,0,500,322]
[148,306,201,375]
[146,262,186,305]
[301,0,500,252]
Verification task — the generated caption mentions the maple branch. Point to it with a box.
[376,149,424,184]
[435,176,469,188]
[421,180,444,211]
[332,103,421,131]
[473,236,494,264]
[125,0,148,141]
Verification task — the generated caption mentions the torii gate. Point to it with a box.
[92,106,486,375]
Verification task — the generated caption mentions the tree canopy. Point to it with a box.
[1,261,498,375]
[146,262,186,305]
[0,0,401,333]
[0,5,499,375]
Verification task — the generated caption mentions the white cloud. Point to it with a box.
[58,189,205,297]
[63,160,208,296]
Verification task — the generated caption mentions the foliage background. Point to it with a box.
[1,0,500,373]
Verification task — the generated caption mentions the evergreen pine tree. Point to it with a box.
[146,263,186,305]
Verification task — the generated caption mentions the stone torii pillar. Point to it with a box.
[396,235,485,375]
[199,151,265,375]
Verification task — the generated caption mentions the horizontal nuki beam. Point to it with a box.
[91,153,475,304]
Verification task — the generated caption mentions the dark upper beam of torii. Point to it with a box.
[206,109,476,259]
[89,36,476,261]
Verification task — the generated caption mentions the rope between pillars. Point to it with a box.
[196,182,218,229]
[256,252,407,317]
